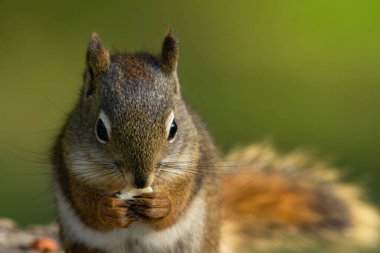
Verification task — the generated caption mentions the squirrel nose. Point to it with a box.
[134,176,147,189]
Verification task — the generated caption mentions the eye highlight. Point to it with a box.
[95,110,111,143]
[166,111,177,143]
[96,119,108,142]
[168,119,177,142]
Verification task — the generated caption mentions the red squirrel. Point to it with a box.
[52,31,379,253]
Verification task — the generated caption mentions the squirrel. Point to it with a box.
[52,31,380,253]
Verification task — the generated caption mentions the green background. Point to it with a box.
[0,0,379,236]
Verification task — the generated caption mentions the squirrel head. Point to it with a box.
[64,31,199,192]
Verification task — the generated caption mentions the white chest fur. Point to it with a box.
[54,182,206,253]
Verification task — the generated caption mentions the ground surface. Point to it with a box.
[0,218,62,253]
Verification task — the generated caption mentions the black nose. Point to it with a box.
[134,176,147,189]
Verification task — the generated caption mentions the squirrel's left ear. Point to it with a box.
[161,30,179,74]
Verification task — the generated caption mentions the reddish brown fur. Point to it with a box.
[222,172,349,233]
[143,173,196,230]
[53,32,379,253]
[54,138,131,232]
[221,145,379,252]
[53,30,222,252]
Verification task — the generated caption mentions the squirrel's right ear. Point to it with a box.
[87,32,110,73]
[85,32,110,96]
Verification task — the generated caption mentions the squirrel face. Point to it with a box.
[63,32,199,192]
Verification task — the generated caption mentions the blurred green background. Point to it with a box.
[0,0,379,232]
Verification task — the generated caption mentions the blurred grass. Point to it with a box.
[0,1,379,243]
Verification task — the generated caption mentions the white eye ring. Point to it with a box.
[95,110,112,143]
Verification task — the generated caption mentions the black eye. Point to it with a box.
[168,119,177,142]
[96,119,109,143]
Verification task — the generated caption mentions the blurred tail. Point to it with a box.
[221,144,380,253]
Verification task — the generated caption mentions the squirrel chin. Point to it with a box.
[114,186,153,200]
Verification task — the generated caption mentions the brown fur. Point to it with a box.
[87,32,110,74]
[221,144,380,252]
[53,31,379,253]
[160,29,179,74]
[53,31,221,252]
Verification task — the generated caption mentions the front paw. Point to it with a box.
[98,197,132,228]
[127,192,172,220]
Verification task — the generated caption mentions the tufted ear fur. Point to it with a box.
[87,32,110,73]
[161,30,179,74]
[85,32,110,97]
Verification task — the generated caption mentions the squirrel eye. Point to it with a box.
[96,119,109,143]
[95,110,111,143]
[168,119,177,143]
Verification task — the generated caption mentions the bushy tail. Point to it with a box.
[220,144,380,253]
